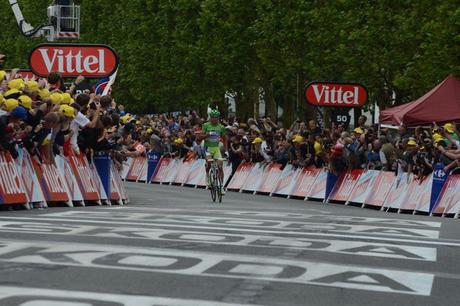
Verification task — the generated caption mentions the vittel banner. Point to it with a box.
[305,82,368,107]
[29,44,119,78]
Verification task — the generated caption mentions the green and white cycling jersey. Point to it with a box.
[202,122,225,148]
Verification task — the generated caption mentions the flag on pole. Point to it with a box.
[102,68,118,96]
[94,67,118,96]
[94,77,110,95]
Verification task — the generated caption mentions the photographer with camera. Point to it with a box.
[413,145,433,181]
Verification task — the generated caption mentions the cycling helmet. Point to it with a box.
[210,109,220,118]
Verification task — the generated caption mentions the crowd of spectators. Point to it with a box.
[1,69,459,182]
[0,69,139,169]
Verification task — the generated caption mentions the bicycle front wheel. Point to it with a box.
[210,168,217,202]
[217,171,223,203]
[218,189,223,203]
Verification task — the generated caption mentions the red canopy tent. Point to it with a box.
[379,75,460,126]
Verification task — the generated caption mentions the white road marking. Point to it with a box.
[224,220,269,225]
[179,234,228,242]
[0,240,435,295]
[23,302,90,306]
[0,217,450,247]
[0,221,437,260]
[348,275,380,284]
[106,206,333,215]
[0,286,257,306]
[230,264,284,275]
[42,209,442,228]
[119,255,177,267]
[0,214,439,239]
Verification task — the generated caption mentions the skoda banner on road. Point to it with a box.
[29,44,119,78]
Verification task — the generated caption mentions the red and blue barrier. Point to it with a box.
[129,157,460,218]
[0,145,453,218]
[0,149,128,208]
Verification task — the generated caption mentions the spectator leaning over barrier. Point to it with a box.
[330,142,347,175]
[367,139,386,170]
[250,137,265,163]
[228,135,244,173]
[0,106,27,158]
[441,123,460,147]
[438,131,460,171]
[271,137,289,168]
[258,134,272,164]
[402,138,418,176]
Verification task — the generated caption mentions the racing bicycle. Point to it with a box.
[209,158,224,203]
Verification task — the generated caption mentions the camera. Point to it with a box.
[416,152,428,165]
[416,152,427,159]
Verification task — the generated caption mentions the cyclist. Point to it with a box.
[201,109,228,194]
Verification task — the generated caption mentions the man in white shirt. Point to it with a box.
[69,103,99,154]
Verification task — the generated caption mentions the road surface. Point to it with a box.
[0,182,459,305]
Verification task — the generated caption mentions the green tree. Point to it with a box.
[0,0,458,123]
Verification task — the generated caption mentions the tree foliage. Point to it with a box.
[0,0,458,123]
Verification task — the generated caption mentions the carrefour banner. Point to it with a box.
[93,152,111,197]
[325,172,339,200]
[430,163,449,213]
[147,152,161,182]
